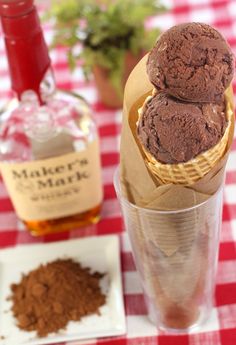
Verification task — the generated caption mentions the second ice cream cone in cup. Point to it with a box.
[116,22,235,332]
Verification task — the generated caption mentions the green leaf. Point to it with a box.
[67,49,77,71]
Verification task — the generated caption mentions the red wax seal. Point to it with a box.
[0,0,51,99]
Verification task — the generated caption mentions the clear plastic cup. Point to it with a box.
[114,168,223,333]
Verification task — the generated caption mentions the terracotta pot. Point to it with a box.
[93,51,144,108]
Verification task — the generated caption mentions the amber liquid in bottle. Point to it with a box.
[24,204,102,236]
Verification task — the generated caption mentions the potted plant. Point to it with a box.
[47,0,166,108]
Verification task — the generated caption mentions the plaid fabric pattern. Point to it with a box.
[0,0,236,344]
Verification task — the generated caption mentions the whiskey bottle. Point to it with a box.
[0,0,103,236]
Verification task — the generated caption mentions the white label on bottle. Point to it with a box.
[0,140,103,221]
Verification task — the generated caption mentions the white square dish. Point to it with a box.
[0,235,126,345]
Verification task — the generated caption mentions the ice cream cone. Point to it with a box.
[120,46,235,331]
[138,89,234,186]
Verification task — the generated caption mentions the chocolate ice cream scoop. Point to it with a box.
[147,23,234,103]
[137,92,226,164]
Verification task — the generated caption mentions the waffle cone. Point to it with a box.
[138,90,233,186]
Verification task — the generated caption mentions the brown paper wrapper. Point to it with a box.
[120,55,235,329]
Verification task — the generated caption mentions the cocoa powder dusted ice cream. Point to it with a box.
[137,93,226,164]
[147,23,234,103]
[137,22,234,166]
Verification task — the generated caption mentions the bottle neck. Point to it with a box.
[0,5,51,103]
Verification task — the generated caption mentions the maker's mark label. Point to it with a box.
[0,140,103,221]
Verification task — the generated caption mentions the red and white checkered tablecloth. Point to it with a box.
[0,0,236,344]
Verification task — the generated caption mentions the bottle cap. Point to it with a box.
[0,0,34,17]
[0,0,40,38]
[0,0,51,100]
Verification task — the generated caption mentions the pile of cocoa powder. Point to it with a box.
[9,259,106,337]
